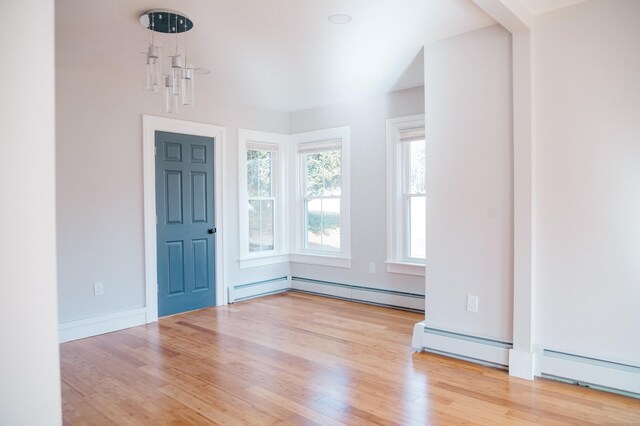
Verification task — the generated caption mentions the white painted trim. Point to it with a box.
[471,0,536,380]
[471,0,533,32]
[509,349,535,379]
[238,129,289,262]
[288,253,351,268]
[541,351,640,395]
[290,126,351,259]
[386,114,426,267]
[385,261,425,277]
[291,278,424,311]
[239,254,289,269]
[59,308,147,343]
[412,321,512,367]
[142,115,227,324]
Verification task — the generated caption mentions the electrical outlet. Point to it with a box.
[467,295,478,313]
[369,262,376,273]
[94,282,104,296]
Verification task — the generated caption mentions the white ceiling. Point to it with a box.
[57,0,501,112]
[518,0,589,16]
[56,0,591,113]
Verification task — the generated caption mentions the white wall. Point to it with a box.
[424,25,514,341]
[0,1,62,424]
[56,68,290,323]
[534,0,640,366]
[289,87,425,296]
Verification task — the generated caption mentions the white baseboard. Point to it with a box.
[229,276,290,303]
[412,321,512,368]
[541,349,640,397]
[59,308,149,343]
[290,276,424,311]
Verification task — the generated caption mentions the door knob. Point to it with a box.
[207,228,216,234]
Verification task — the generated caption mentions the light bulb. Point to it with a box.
[181,67,194,106]
[170,55,183,96]
[144,44,162,92]
[164,75,178,113]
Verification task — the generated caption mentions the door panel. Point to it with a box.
[156,131,215,317]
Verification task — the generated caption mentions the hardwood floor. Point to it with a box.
[60,292,640,425]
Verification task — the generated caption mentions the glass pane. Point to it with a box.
[305,198,322,250]
[248,199,275,252]
[261,199,274,250]
[409,140,425,194]
[248,199,261,252]
[258,152,273,197]
[305,150,341,196]
[409,195,426,259]
[247,150,272,197]
[322,150,341,196]
[247,151,260,197]
[322,198,341,251]
[305,198,341,251]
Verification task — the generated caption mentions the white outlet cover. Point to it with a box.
[467,295,478,313]
[94,282,104,296]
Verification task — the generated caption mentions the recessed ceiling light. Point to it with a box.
[328,13,353,24]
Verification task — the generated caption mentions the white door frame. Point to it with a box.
[142,114,227,323]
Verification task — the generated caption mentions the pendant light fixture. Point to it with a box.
[140,9,204,113]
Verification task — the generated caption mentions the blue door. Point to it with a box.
[155,131,216,317]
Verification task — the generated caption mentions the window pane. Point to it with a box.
[261,200,274,250]
[248,199,261,252]
[305,150,341,196]
[305,198,322,250]
[259,152,272,197]
[322,198,341,251]
[305,197,341,251]
[247,151,260,197]
[409,195,426,259]
[409,140,425,194]
[248,199,274,252]
[247,150,272,197]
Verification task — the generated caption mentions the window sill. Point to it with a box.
[239,254,289,269]
[289,253,351,269]
[385,261,425,276]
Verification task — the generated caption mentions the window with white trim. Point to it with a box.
[301,140,342,252]
[292,127,351,266]
[386,115,426,275]
[238,129,287,267]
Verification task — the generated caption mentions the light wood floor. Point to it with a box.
[60,292,640,425]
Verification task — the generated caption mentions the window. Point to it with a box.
[301,142,342,252]
[247,146,275,253]
[386,115,426,276]
[292,127,350,267]
[238,129,288,267]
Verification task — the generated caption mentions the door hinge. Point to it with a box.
[154,146,157,156]
[156,214,158,225]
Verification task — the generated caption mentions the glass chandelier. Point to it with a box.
[140,9,202,113]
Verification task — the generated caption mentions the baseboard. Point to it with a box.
[412,321,512,368]
[541,349,640,397]
[59,308,148,343]
[229,276,290,303]
[290,276,425,311]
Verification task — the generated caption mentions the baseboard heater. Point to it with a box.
[541,349,640,398]
[229,276,290,303]
[290,276,424,312]
[412,322,512,369]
